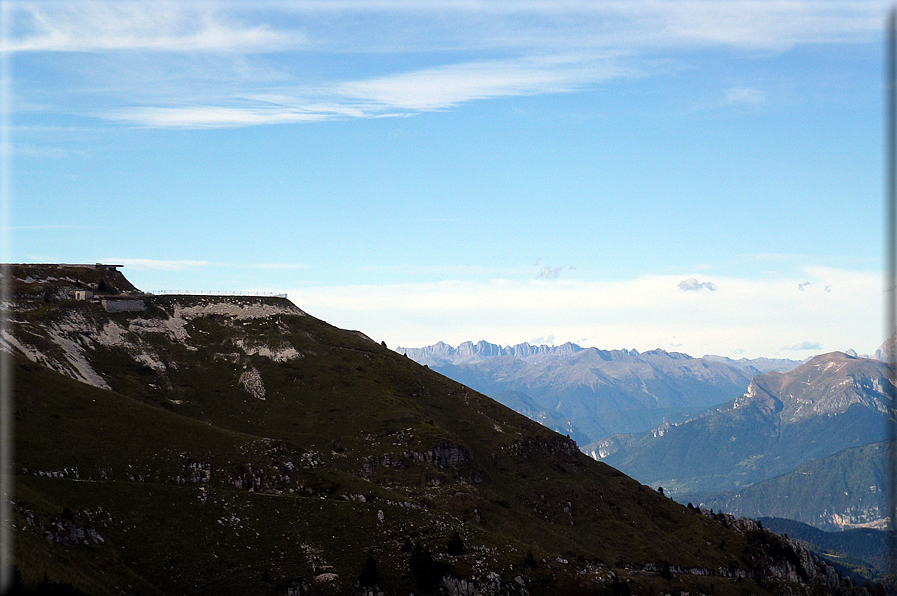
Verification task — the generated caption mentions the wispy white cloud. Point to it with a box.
[107,105,339,129]
[105,258,210,270]
[11,1,890,129]
[10,1,881,55]
[334,54,630,111]
[724,86,766,106]
[105,54,630,127]
[7,2,307,53]
[0,141,85,159]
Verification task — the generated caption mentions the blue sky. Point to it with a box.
[8,0,891,358]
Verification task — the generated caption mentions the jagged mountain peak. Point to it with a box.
[396,339,587,366]
[875,328,897,361]
[743,351,892,423]
[396,340,686,367]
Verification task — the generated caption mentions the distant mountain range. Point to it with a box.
[597,352,893,500]
[397,340,802,443]
[401,340,801,373]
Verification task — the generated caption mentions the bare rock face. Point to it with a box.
[239,367,266,400]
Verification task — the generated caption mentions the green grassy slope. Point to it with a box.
[10,283,858,595]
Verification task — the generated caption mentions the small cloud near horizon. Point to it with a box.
[781,341,822,351]
[677,278,717,292]
[529,335,556,346]
[537,266,563,279]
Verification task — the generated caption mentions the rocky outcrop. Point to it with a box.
[508,436,578,458]
[697,509,850,590]
[362,443,470,475]
[239,367,266,400]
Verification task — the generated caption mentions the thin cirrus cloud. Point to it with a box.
[724,86,766,106]
[332,55,631,112]
[8,2,880,54]
[109,105,339,129]
[5,3,307,53]
[7,1,889,130]
[108,55,632,128]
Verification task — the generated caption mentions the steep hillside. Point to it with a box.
[397,341,761,442]
[8,265,857,595]
[597,352,893,497]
